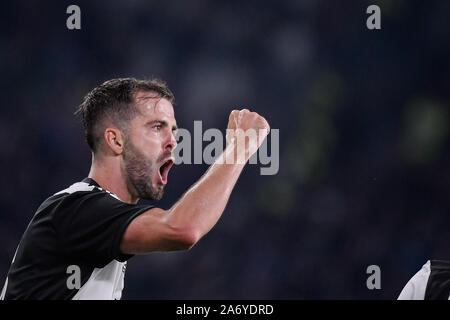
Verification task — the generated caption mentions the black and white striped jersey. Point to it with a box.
[0,178,153,300]
[398,260,450,300]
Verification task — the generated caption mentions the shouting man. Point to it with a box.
[1,78,270,299]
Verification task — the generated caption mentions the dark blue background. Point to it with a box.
[0,0,448,299]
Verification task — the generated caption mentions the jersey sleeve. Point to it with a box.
[53,188,154,267]
[397,260,431,300]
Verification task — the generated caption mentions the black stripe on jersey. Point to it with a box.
[425,260,450,300]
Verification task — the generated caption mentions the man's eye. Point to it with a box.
[153,125,162,130]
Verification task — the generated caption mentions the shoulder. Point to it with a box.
[398,260,431,300]
[425,260,450,300]
[39,179,126,224]
[52,179,123,206]
[54,181,98,196]
[54,179,119,200]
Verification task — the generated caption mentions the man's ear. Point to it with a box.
[104,127,125,155]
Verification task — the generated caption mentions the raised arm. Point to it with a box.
[120,109,270,254]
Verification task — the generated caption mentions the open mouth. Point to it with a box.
[158,158,174,185]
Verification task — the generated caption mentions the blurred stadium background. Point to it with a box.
[0,0,448,299]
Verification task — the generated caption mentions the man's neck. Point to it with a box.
[88,161,139,204]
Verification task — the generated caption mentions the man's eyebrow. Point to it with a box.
[146,120,178,131]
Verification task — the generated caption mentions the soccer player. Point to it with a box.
[398,260,450,300]
[1,78,270,299]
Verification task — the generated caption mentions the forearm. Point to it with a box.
[164,141,246,241]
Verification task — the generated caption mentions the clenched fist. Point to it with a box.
[226,109,270,162]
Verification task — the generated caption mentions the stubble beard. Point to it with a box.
[123,139,164,201]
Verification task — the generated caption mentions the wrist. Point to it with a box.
[217,137,249,166]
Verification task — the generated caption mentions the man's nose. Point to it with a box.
[164,131,178,152]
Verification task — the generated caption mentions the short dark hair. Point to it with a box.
[75,77,175,152]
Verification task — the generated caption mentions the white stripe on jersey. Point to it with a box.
[54,182,96,195]
[55,181,122,201]
[1,244,21,300]
[72,260,127,300]
[397,260,431,300]
[0,278,7,300]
